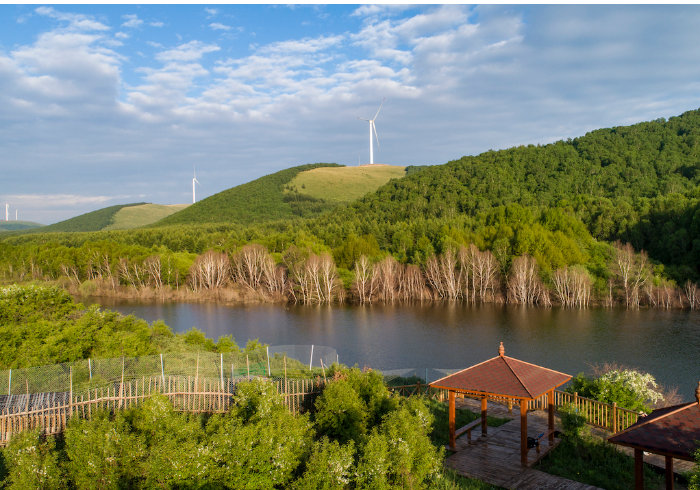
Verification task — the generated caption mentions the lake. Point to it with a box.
[81,297,700,401]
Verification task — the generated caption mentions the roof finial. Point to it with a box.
[498,342,505,357]
[696,381,700,406]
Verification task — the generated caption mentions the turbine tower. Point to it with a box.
[358,98,384,165]
[192,166,201,204]
[5,204,7,222]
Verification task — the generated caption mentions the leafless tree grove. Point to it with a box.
[507,255,550,306]
[551,265,592,307]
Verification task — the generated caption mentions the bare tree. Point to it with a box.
[551,265,592,307]
[507,254,548,305]
[189,250,230,291]
[684,280,698,310]
[144,256,163,290]
[232,244,267,290]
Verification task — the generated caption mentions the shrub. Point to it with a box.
[3,428,63,490]
[231,378,286,423]
[314,379,368,444]
[64,411,144,490]
[559,403,588,438]
[567,368,664,413]
[78,280,98,296]
[292,437,355,490]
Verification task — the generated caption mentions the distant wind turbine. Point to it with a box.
[192,166,201,203]
[358,98,384,165]
[5,204,7,222]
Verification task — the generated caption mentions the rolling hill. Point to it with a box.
[102,204,190,231]
[0,221,44,232]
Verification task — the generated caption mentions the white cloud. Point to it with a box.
[205,8,218,18]
[209,23,231,31]
[150,21,164,27]
[156,41,220,62]
[121,14,143,29]
[35,7,110,32]
[115,32,129,39]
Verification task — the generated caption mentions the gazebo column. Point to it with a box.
[449,390,456,450]
[481,396,488,435]
[665,456,674,490]
[548,389,554,444]
[635,449,644,490]
[520,399,528,466]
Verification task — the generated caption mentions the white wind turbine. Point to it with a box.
[358,98,385,165]
[192,166,201,204]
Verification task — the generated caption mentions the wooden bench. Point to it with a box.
[455,418,484,444]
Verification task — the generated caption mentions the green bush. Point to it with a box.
[3,428,64,490]
[293,437,355,490]
[558,403,588,438]
[78,280,97,296]
[567,369,663,413]
[314,379,368,444]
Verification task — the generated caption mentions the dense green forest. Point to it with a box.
[4,109,700,306]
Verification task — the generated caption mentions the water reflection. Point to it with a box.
[80,297,700,400]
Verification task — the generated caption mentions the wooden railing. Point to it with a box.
[387,384,641,434]
[0,375,325,446]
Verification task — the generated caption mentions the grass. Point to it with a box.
[22,203,147,233]
[536,434,682,490]
[285,165,407,203]
[103,203,189,230]
[430,469,505,489]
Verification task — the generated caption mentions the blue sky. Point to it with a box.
[3,5,700,224]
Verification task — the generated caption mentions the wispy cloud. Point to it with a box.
[205,8,218,18]
[35,7,110,31]
[150,21,164,27]
[209,22,231,31]
[121,14,143,29]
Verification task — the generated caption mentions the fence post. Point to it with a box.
[69,366,73,419]
[89,358,92,380]
[612,402,617,433]
[220,353,224,390]
[309,345,314,370]
[573,391,578,409]
[266,347,271,376]
[120,357,125,408]
[160,354,165,387]
[7,369,11,396]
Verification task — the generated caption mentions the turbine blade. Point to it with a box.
[373,122,380,150]
[358,117,370,121]
[195,178,201,185]
[373,98,385,120]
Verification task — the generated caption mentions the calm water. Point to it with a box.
[81,297,700,401]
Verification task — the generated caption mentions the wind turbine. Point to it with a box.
[358,98,384,165]
[192,166,201,204]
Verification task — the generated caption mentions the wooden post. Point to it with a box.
[520,399,528,467]
[481,396,488,435]
[634,448,644,490]
[69,366,73,419]
[448,390,456,450]
[25,380,29,413]
[220,353,224,390]
[665,456,674,490]
[120,357,125,409]
[612,402,618,433]
[246,355,250,380]
[548,389,554,444]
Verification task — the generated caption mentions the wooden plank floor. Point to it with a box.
[447,398,603,489]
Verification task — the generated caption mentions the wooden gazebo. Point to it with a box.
[429,342,571,466]
[608,382,700,490]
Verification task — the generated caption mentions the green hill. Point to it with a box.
[0,221,43,232]
[307,108,700,279]
[36,203,147,233]
[155,163,345,226]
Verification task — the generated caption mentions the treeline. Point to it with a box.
[3,235,698,309]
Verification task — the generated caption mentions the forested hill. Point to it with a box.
[155,163,343,226]
[305,109,700,279]
[339,110,700,223]
[30,203,147,233]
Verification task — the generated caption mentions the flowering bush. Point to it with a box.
[567,368,664,413]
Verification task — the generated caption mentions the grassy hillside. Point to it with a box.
[103,204,189,231]
[155,163,344,226]
[0,221,43,232]
[284,165,406,203]
[32,203,147,233]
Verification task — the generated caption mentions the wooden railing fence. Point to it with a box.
[387,384,641,434]
[0,375,325,446]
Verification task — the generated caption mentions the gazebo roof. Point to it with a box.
[429,342,571,400]
[608,399,700,460]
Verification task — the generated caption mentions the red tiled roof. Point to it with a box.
[608,402,700,460]
[428,355,571,400]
